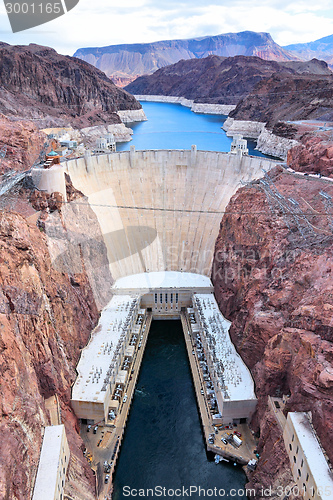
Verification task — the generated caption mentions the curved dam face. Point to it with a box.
[63,148,277,282]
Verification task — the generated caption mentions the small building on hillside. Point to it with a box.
[60,140,77,149]
[44,150,61,168]
[55,147,68,157]
[93,135,116,154]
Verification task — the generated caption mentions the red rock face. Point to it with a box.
[0,210,99,499]
[212,167,333,496]
[0,116,45,174]
[288,133,333,178]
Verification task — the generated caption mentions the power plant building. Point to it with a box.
[191,293,257,424]
[71,272,257,426]
[71,294,141,422]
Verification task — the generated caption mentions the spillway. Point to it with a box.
[61,147,277,282]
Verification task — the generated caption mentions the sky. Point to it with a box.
[0,0,333,55]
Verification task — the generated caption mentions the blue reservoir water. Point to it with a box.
[113,321,247,499]
[116,101,266,155]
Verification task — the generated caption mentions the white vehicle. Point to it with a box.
[123,394,128,403]
[233,435,242,447]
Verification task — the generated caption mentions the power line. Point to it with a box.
[59,199,333,217]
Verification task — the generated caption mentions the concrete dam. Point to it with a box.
[57,146,277,283]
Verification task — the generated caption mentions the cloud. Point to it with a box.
[0,0,333,55]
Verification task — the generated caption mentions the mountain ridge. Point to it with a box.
[125,55,333,124]
[74,31,299,86]
[0,42,141,128]
[284,34,333,69]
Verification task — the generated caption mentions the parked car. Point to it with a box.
[234,431,242,438]
[87,424,91,432]
[105,474,110,484]
[93,425,98,434]
[221,438,228,445]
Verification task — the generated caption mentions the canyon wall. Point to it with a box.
[0,180,114,499]
[0,43,141,128]
[212,166,333,498]
[64,150,279,281]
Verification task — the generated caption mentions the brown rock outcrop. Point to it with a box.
[212,167,333,496]
[0,116,45,174]
[287,132,333,177]
[0,43,141,128]
[0,189,113,498]
[229,69,333,126]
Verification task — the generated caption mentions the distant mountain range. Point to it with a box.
[73,31,299,86]
[284,34,333,69]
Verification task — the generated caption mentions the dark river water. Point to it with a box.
[116,100,266,156]
[113,321,248,500]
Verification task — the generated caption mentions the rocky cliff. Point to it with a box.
[0,178,114,499]
[125,54,333,127]
[287,130,333,177]
[75,31,298,86]
[212,166,333,498]
[0,43,141,128]
[229,65,333,126]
